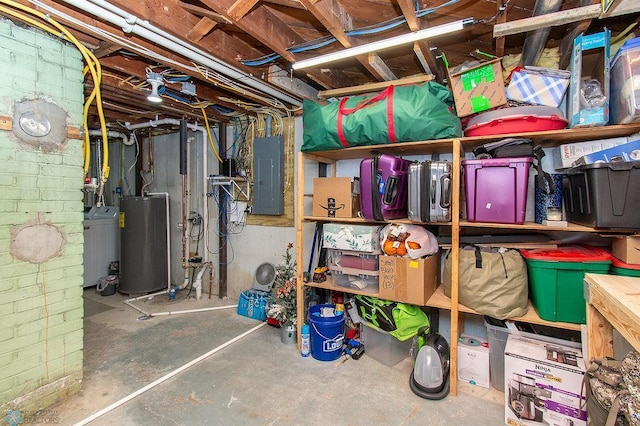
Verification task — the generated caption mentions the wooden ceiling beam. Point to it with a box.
[92,41,122,58]
[493,4,601,37]
[186,17,219,43]
[177,1,231,23]
[227,0,261,20]
[199,0,352,88]
[263,0,306,10]
[395,0,443,81]
[27,0,278,111]
[104,0,327,96]
[298,0,396,81]
[38,0,297,107]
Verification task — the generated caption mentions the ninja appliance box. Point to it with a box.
[504,335,586,426]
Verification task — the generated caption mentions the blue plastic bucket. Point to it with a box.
[308,304,345,361]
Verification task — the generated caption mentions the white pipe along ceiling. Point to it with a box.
[58,0,302,107]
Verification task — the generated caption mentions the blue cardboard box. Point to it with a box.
[568,30,611,128]
[574,136,640,165]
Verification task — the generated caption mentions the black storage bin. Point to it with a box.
[563,161,640,229]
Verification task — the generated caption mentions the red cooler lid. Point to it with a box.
[612,257,640,270]
[520,245,612,262]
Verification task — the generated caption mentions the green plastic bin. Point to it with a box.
[610,257,640,277]
[520,245,612,324]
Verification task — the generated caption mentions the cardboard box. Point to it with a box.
[313,177,360,218]
[506,67,570,108]
[322,223,383,253]
[377,253,439,305]
[568,30,611,128]
[457,334,490,388]
[611,235,640,264]
[504,335,586,426]
[551,137,628,169]
[449,58,507,117]
[574,136,640,165]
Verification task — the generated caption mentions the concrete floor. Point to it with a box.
[49,288,505,425]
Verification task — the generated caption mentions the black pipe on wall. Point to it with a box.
[179,119,187,175]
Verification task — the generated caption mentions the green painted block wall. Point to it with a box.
[0,18,85,407]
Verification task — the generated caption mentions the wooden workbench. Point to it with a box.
[585,273,640,360]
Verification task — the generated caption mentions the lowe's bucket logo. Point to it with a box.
[323,334,344,352]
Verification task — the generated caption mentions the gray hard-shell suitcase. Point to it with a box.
[408,161,452,222]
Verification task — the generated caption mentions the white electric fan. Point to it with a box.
[253,262,277,292]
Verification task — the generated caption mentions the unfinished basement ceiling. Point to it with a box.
[8,0,640,127]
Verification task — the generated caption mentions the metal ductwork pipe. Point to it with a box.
[520,0,564,67]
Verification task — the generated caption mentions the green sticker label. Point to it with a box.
[471,96,490,113]
[461,64,495,92]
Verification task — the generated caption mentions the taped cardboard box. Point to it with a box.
[378,253,439,305]
[313,177,360,218]
[449,58,507,117]
[611,235,640,264]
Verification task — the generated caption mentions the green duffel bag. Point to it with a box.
[302,82,462,152]
[354,295,430,341]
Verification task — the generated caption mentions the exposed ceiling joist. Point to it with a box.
[186,17,219,43]
[298,0,396,81]
[92,41,122,58]
[4,0,638,128]
[200,0,353,88]
[177,1,231,22]
[227,0,260,20]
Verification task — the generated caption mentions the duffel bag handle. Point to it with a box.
[339,86,395,115]
[337,86,396,147]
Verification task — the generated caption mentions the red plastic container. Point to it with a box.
[462,157,533,224]
[610,257,640,277]
[464,106,568,137]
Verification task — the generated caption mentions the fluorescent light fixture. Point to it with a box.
[292,18,474,70]
[146,72,164,103]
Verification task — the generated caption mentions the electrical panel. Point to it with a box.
[252,135,284,215]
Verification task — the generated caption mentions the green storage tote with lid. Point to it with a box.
[520,245,612,324]
[610,257,640,277]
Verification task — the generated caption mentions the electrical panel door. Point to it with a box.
[252,135,284,215]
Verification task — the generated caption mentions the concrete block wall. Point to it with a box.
[0,18,85,412]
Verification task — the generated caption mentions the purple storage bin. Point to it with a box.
[462,157,533,224]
